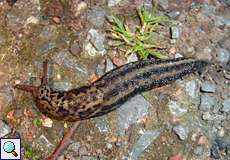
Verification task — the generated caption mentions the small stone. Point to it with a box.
[222,99,230,113]
[96,63,105,77]
[117,94,151,135]
[175,53,183,58]
[70,42,81,55]
[127,54,138,63]
[36,134,54,152]
[167,11,180,19]
[129,130,160,160]
[201,81,216,93]
[199,94,217,111]
[83,29,106,56]
[52,17,61,23]
[0,120,11,137]
[167,100,187,117]
[41,118,53,128]
[202,112,226,121]
[106,143,113,149]
[170,26,180,39]
[193,146,204,156]
[168,154,183,160]
[87,7,106,28]
[38,42,56,53]
[211,138,229,159]
[107,0,122,7]
[184,80,199,98]
[173,125,189,140]
[158,0,169,10]
[79,145,88,156]
[198,135,209,145]
[53,80,72,91]
[216,48,230,63]
[214,16,230,27]
[94,116,109,133]
[105,58,114,72]
[72,1,87,17]
[53,49,88,75]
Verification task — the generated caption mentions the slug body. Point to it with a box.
[15,57,208,121]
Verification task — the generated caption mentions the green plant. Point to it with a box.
[109,7,169,59]
[33,118,42,127]
[23,143,40,160]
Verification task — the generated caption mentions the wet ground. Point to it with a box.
[0,0,229,160]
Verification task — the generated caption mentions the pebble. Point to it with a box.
[193,146,204,156]
[83,29,106,56]
[96,63,105,77]
[170,26,180,39]
[87,7,106,28]
[117,94,150,135]
[6,0,41,29]
[94,116,109,133]
[210,138,229,159]
[216,48,230,63]
[214,16,230,27]
[221,99,230,113]
[167,100,187,117]
[0,120,11,137]
[184,80,199,99]
[70,42,81,56]
[202,112,226,121]
[127,54,138,63]
[168,154,183,160]
[38,41,56,53]
[36,134,54,152]
[173,125,189,140]
[199,94,217,111]
[53,49,88,76]
[53,80,72,91]
[107,0,122,7]
[129,130,160,160]
[158,0,169,10]
[105,57,114,72]
[167,11,180,19]
[201,81,216,93]
[39,25,58,40]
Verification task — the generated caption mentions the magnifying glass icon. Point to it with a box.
[3,141,18,157]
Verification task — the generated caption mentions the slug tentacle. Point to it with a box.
[14,58,209,121]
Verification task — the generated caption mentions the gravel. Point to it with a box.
[129,130,160,160]
[167,100,187,117]
[170,26,180,39]
[87,7,106,28]
[173,125,189,140]
[221,99,230,113]
[117,94,150,135]
[0,120,11,137]
[201,81,216,93]
[199,94,217,111]
[216,48,230,63]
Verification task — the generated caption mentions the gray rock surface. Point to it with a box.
[107,0,123,7]
[117,94,150,135]
[53,49,88,76]
[94,116,109,133]
[167,100,187,117]
[6,0,40,29]
[170,26,180,39]
[184,80,199,99]
[201,81,216,93]
[173,125,189,140]
[105,57,114,72]
[129,130,160,160]
[222,99,230,113]
[53,80,73,91]
[216,48,230,63]
[87,7,106,28]
[0,120,11,137]
[200,94,217,111]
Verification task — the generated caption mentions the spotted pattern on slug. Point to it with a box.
[28,58,209,121]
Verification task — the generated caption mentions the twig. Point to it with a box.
[47,121,82,160]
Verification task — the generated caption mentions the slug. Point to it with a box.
[14,57,209,121]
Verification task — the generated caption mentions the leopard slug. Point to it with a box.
[14,57,209,121]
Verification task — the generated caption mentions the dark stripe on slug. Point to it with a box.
[94,57,189,84]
